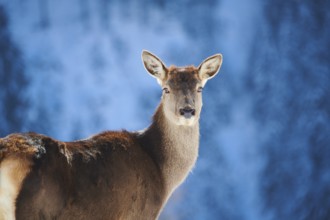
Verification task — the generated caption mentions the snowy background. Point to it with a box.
[0,0,329,219]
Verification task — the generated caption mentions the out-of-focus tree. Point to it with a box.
[247,1,330,219]
[0,6,28,137]
[38,0,50,29]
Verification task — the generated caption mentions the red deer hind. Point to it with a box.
[0,50,223,220]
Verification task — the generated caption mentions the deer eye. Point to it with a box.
[163,88,170,94]
[197,87,203,93]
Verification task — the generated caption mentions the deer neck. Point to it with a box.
[139,103,200,193]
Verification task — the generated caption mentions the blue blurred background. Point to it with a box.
[0,0,329,219]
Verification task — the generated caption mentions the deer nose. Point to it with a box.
[179,107,196,117]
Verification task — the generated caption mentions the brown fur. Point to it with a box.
[0,107,192,220]
[5,131,165,220]
[0,51,222,220]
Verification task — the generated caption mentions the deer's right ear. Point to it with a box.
[198,53,223,85]
[142,50,167,83]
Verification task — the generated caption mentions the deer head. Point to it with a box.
[142,50,222,126]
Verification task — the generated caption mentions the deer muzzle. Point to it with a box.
[179,107,196,118]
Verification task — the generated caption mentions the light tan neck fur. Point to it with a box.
[141,104,200,194]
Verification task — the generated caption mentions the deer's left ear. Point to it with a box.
[142,50,167,84]
[198,54,223,84]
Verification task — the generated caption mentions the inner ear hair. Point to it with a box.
[198,54,223,80]
[142,50,167,80]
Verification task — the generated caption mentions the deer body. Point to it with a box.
[0,51,222,220]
